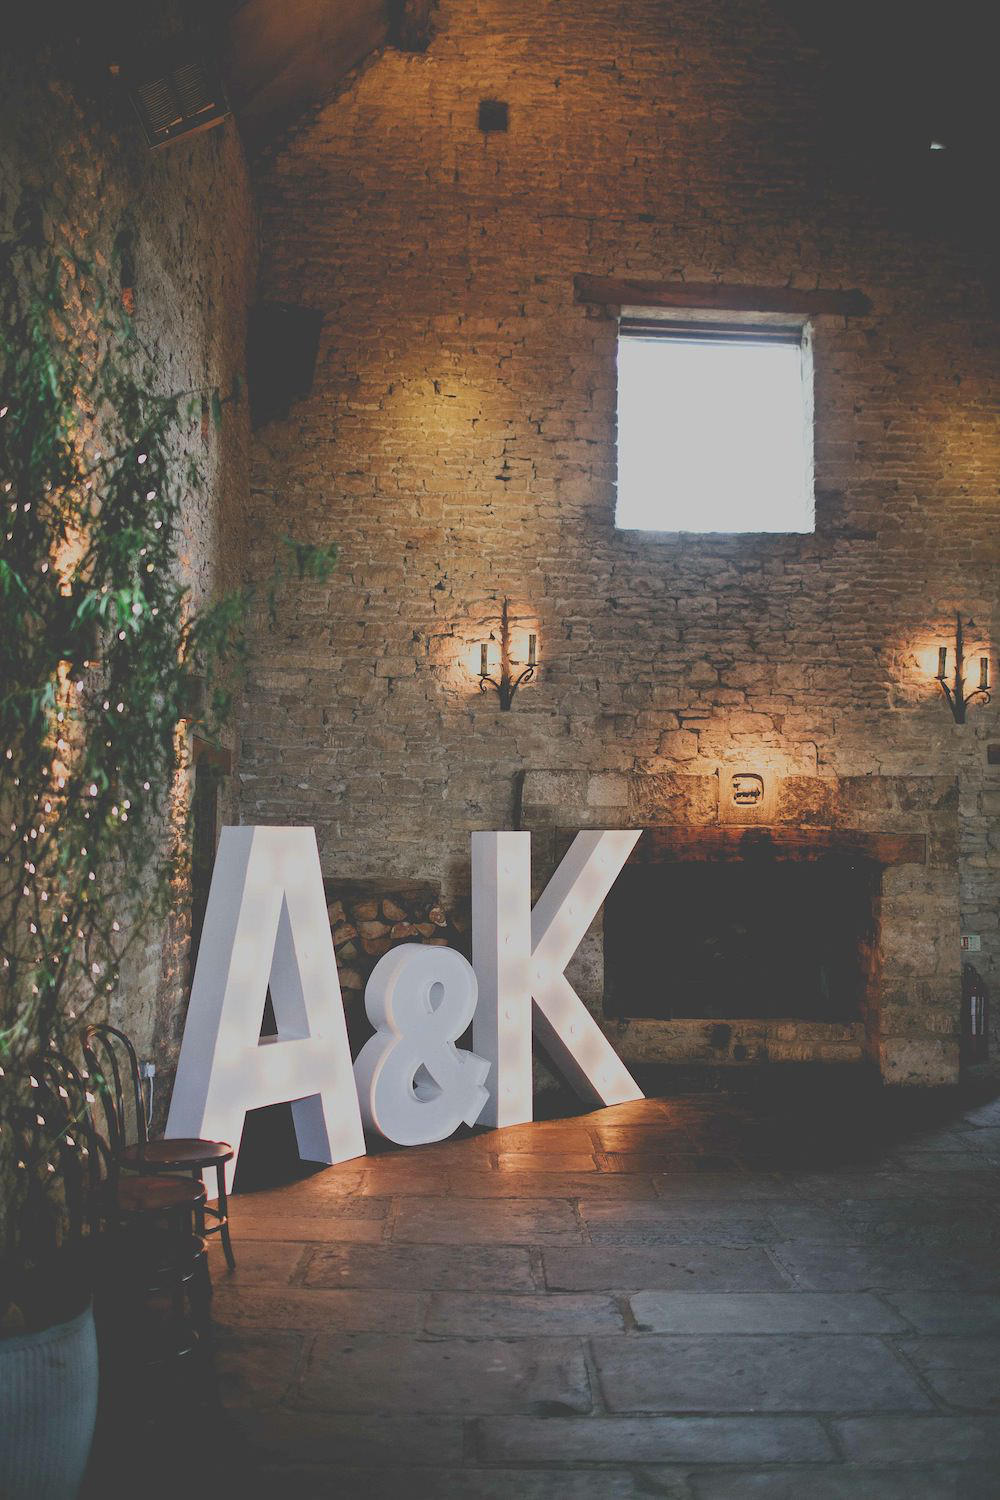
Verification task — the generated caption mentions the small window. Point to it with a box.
[615,317,814,534]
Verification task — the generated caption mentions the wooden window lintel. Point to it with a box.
[575,274,870,319]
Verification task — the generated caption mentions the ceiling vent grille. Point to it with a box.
[130,58,230,148]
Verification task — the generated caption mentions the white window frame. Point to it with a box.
[614,308,815,536]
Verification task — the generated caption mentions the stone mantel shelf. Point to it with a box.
[518,770,958,830]
[585,827,927,866]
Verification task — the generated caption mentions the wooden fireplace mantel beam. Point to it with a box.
[574,275,871,319]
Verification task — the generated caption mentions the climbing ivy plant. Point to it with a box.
[0,238,334,1292]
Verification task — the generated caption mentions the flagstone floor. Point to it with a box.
[209,1069,1000,1498]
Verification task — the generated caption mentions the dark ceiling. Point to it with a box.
[775,0,1000,240]
[10,0,1000,248]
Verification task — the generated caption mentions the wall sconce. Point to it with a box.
[478,598,536,711]
[935,612,991,723]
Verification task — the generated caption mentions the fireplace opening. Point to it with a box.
[604,856,879,1022]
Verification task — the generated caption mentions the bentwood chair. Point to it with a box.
[83,1023,237,1270]
[30,1052,212,1358]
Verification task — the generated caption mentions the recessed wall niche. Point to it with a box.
[604,856,879,1024]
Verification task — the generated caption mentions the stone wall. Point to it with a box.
[0,20,254,1070]
[243,0,1000,1069]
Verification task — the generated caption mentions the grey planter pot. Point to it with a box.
[0,1301,98,1499]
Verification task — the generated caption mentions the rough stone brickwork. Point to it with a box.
[0,36,254,1070]
[243,0,1000,1078]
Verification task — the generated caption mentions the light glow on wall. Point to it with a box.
[616,333,813,534]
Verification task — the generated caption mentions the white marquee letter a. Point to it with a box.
[167,826,366,1188]
[472,830,644,1128]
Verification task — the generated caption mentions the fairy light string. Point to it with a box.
[0,245,252,1255]
[1,244,336,1267]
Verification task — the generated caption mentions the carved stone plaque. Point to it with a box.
[720,769,777,824]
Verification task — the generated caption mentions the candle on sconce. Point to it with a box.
[934,613,991,723]
[475,600,538,709]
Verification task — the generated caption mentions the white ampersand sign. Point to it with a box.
[353,944,491,1145]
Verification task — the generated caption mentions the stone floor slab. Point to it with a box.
[579,1198,794,1225]
[297,1334,592,1415]
[652,1175,795,1202]
[591,1126,700,1153]
[543,1245,787,1291]
[231,1191,390,1220]
[494,1151,601,1173]
[424,1291,624,1336]
[225,1408,465,1466]
[688,1467,993,1498]
[899,1335,1000,1409]
[476,1413,833,1463]
[225,1214,385,1242]
[454,1171,662,1199]
[214,1328,306,1407]
[884,1291,1000,1333]
[253,1467,693,1499]
[836,1414,1000,1465]
[790,1169,1000,1201]
[214,1240,309,1285]
[772,1241,1000,1291]
[604,1152,740,1173]
[767,1199,990,1244]
[591,1333,933,1412]
[392,1195,583,1244]
[212,1286,427,1332]
[629,1291,907,1334]
[304,1242,537,1290]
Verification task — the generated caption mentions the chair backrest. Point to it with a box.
[83,1022,148,1156]
[23,1051,115,1246]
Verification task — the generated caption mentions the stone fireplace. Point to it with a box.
[604,847,880,1027]
[520,770,961,1086]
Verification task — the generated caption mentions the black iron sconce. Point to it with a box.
[478,598,536,710]
[935,612,991,723]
